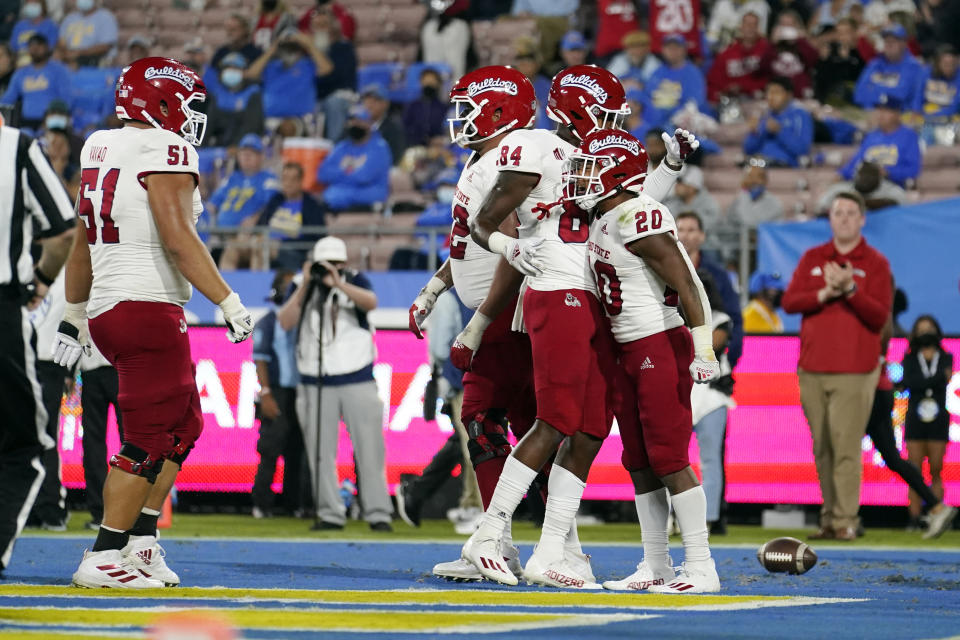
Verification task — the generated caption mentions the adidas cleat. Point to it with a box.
[462,532,518,586]
[122,535,180,587]
[648,559,720,594]
[602,560,676,591]
[522,550,602,590]
[72,549,164,589]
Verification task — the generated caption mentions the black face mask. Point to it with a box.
[912,333,940,349]
[770,291,783,309]
[262,0,278,11]
[347,126,367,141]
[421,85,440,100]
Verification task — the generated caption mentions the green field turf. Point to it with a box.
[24,511,960,549]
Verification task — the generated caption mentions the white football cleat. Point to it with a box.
[122,535,180,587]
[522,549,602,590]
[923,504,957,539]
[72,549,164,589]
[602,560,676,591]
[648,559,720,594]
[462,532,518,586]
[434,544,522,582]
[564,546,596,584]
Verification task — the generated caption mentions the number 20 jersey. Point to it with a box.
[80,126,203,319]
[588,192,685,344]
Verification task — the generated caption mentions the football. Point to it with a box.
[757,537,818,575]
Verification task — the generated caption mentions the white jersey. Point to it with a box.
[495,128,594,293]
[448,149,502,309]
[588,192,685,344]
[80,127,202,318]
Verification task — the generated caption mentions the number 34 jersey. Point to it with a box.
[588,192,685,344]
[79,126,203,319]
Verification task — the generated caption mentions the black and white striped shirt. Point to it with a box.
[0,126,74,289]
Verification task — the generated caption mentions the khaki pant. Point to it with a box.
[448,391,482,510]
[798,367,880,530]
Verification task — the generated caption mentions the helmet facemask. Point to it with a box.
[447,95,521,148]
[564,153,614,211]
[588,102,630,135]
[177,90,207,146]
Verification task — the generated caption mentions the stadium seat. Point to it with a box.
[916,169,960,192]
[156,11,200,30]
[357,62,404,98]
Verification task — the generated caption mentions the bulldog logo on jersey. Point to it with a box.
[559,73,610,104]
[588,133,641,156]
[144,65,196,91]
[467,78,519,97]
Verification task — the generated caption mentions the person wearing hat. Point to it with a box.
[58,0,117,67]
[608,30,661,92]
[639,33,708,131]
[361,83,405,164]
[401,68,447,148]
[251,269,311,519]
[743,76,813,167]
[662,165,722,233]
[840,93,921,187]
[853,23,924,109]
[277,237,393,532]
[912,44,960,131]
[11,1,59,54]
[315,105,391,213]
[743,272,785,333]
[206,52,265,148]
[0,33,69,131]
[558,30,588,69]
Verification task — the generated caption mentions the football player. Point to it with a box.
[567,129,721,593]
[407,65,540,582]
[456,65,698,588]
[52,57,254,588]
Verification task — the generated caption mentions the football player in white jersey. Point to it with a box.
[566,129,721,593]
[51,57,254,589]
[407,66,543,581]
[456,65,699,588]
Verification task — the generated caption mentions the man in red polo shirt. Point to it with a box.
[782,191,891,541]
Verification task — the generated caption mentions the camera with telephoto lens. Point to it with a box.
[309,261,327,279]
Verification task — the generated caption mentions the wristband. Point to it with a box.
[461,312,493,350]
[260,386,272,396]
[34,266,55,287]
[488,231,510,257]
[63,301,88,326]
[691,325,714,358]
[422,276,448,299]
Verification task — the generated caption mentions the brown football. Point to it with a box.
[757,537,818,575]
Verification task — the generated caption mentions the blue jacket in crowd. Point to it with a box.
[640,62,708,130]
[0,59,71,122]
[699,253,743,369]
[262,57,316,118]
[209,169,280,227]
[840,125,921,187]
[10,18,59,52]
[912,65,960,120]
[316,133,391,210]
[853,54,924,110]
[743,102,814,167]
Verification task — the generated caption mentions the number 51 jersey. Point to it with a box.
[79,126,203,319]
[588,192,685,344]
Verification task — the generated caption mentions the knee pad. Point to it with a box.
[109,443,162,483]
[166,437,194,467]
[466,409,512,467]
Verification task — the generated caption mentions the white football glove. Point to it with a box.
[409,276,447,339]
[489,232,544,277]
[689,325,720,383]
[450,312,492,371]
[52,302,89,368]
[663,128,700,166]
[219,292,253,343]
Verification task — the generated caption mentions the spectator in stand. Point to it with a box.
[559,30,589,68]
[253,0,297,50]
[916,0,960,56]
[743,76,813,167]
[206,53,265,148]
[770,0,813,27]
[624,88,651,140]
[913,44,960,132]
[58,0,117,67]
[761,25,819,98]
[511,0,579,67]
[675,211,745,368]
[209,134,281,229]
[420,0,473,81]
[316,106,391,213]
[258,162,327,270]
[306,5,357,141]
[0,33,69,130]
[707,11,772,103]
[863,0,917,30]
[402,68,448,148]
[11,1,59,54]
[607,31,661,92]
[40,99,82,161]
[182,38,210,77]
[817,160,906,214]
[644,128,668,166]
[593,0,640,63]
[853,23,924,109]
[245,28,332,133]
[640,33,708,131]
[810,0,860,32]
[815,18,873,106]
[0,44,13,97]
[42,127,78,195]
[361,84,405,164]
[782,192,892,541]
[726,159,786,233]
[662,166,722,233]
[513,38,551,130]
[840,94,921,188]
[212,14,263,71]
[298,0,355,41]
[743,272,785,333]
[707,0,770,50]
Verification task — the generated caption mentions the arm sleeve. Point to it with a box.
[911,68,930,113]
[706,51,729,103]
[96,10,118,46]
[839,144,864,181]
[0,70,20,104]
[774,110,813,157]
[21,137,74,238]
[853,62,875,108]
[781,252,823,314]
[135,130,200,188]
[844,254,891,332]
[642,160,681,202]
[316,145,345,185]
[743,127,763,155]
[350,271,373,291]
[711,261,743,366]
[257,192,283,225]
[885,131,921,183]
[346,140,391,185]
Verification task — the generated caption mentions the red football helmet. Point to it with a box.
[564,129,648,210]
[447,66,537,147]
[548,65,629,142]
[115,56,207,145]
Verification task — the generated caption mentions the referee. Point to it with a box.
[0,118,76,574]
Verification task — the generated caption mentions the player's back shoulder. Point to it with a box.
[499,127,562,155]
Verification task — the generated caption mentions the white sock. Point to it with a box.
[502,519,514,551]
[564,518,582,554]
[538,465,585,562]
[635,488,671,568]
[475,455,538,540]
[141,508,161,517]
[670,485,711,564]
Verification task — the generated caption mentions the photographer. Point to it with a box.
[277,237,393,532]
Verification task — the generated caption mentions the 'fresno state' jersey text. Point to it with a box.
[588,192,685,343]
[80,126,203,318]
